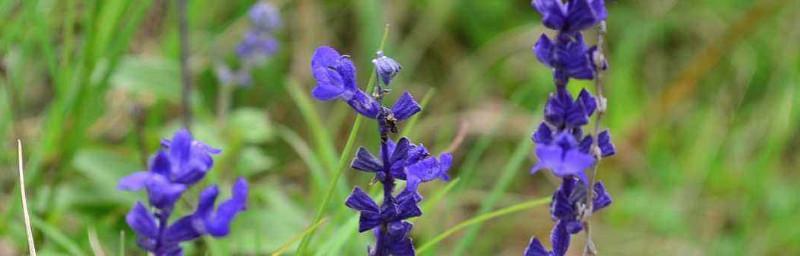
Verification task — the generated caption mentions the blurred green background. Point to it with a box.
[1,0,799,255]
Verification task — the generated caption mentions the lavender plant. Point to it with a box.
[310,46,451,256]
[118,129,248,255]
[524,1,615,255]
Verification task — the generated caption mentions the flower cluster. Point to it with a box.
[216,2,281,86]
[119,129,248,255]
[311,46,452,256]
[532,0,607,86]
[525,0,615,255]
[524,177,611,256]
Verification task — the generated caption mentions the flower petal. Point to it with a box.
[126,202,158,239]
[565,0,601,33]
[532,123,554,145]
[163,215,202,243]
[523,237,550,256]
[204,178,248,237]
[532,0,567,30]
[533,34,555,67]
[391,92,421,121]
[598,130,615,157]
[351,147,383,173]
[593,181,612,212]
[145,174,186,209]
[118,172,152,191]
[551,221,571,256]
[346,90,381,118]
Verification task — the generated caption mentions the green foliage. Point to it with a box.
[1,0,798,255]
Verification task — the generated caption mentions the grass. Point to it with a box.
[0,0,799,255]
[17,140,36,256]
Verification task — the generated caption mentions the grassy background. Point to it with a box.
[1,0,799,255]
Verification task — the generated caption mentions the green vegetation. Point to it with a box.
[0,0,798,255]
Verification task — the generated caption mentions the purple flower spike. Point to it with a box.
[527,0,612,254]
[314,45,451,255]
[119,130,247,255]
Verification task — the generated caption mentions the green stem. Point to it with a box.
[451,121,536,255]
[417,197,551,254]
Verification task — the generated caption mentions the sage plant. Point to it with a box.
[311,46,451,256]
[118,129,248,255]
[524,0,616,255]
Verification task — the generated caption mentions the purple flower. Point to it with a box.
[345,187,422,233]
[119,129,247,255]
[236,31,279,62]
[404,152,451,192]
[351,137,449,185]
[373,51,402,85]
[532,0,607,34]
[534,33,595,83]
[248,2,281,32]
[550,177,612,233]
[543,87,596,129]
[524,178,612,256]
[311,46,381,118]
[216,2,281,87]
[118,129,220,204]
[370,221,415,256]
[531,132,595,180]
[523,221,570,256]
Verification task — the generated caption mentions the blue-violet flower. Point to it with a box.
[119,129,248,256]
[311,45,452,256]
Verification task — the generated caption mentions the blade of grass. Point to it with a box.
[295,25,391,255]
[120,231,125,256]
[456,86,534,191]
[452,120,537,255]
[420,178,460,213]
[88,227,106,256]
[271,218,328,256]
[276,125,328,197]
[18,140,36,256]
[286,80,339,177]
[417,197,551,254]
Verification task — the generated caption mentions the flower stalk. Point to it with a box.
[525,1,616,256]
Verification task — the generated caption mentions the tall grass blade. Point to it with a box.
[18,140,36,256]
[452,122,536,255]
[417,197,551,254]
[271,218,328,256]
